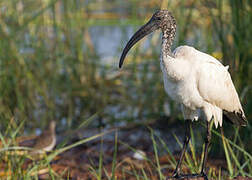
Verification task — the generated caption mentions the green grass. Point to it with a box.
[0,119,114,179]
[0,120,251,179]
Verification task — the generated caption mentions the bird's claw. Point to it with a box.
[166,172,180,180]
[201,171,208,180]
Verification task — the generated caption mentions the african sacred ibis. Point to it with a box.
[119,10,247,179]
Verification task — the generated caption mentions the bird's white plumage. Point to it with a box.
[161,45,244,128]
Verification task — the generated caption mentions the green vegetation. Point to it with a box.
[0,0,251,179]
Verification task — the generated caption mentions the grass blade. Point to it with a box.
[150,128,164,180]
[221,128,233,177]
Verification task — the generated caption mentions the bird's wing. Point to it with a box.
[33,130,52,149]
[174,45,223,65]
[194,51,247,126]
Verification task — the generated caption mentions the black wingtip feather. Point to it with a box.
[223,110,247,127]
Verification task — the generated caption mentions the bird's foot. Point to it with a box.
[166,171,190,180]
[166,172,180,180]
[200,171,208,180]
[166,173,208,180]
[166,170,180,180]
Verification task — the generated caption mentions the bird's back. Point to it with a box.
[174,46,247,126]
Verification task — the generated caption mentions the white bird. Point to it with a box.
[119,10,247,180]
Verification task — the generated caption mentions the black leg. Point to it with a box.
[200,120,211,180]
[172,120,191,178]
[167,120,212,180]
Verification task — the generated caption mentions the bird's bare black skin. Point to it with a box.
[172,120,191,177]
[119,16,157,68]
[119,10,176,68]
[119,10,211,180]
[166,120,211,180]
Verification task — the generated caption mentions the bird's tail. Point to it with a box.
[223,109,247,126]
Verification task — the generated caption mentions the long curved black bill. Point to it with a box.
[119,19,158,68]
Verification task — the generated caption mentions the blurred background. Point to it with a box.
[0,0,251,177]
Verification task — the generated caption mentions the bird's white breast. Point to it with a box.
[160,54,204,110]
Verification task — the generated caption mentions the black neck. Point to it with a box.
[162,28,176,58]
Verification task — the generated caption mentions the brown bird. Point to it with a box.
[33,121,56,153]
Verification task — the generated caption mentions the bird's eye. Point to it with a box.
[156,17,162,21]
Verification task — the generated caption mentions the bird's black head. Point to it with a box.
[150,10,176,33]
[119,10,176,68]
